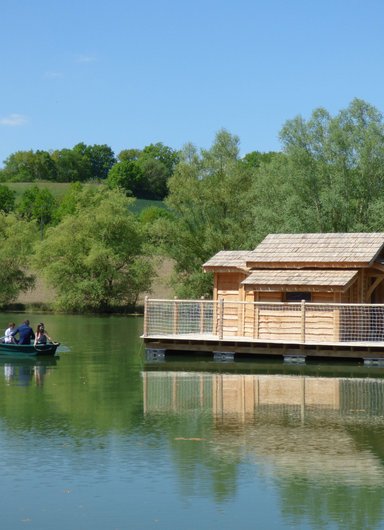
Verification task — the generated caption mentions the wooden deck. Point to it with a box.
[143,332,384,361]
[143,299,384,362]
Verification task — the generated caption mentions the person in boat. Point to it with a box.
[11,319,35,345]
[4,322,16,343]
[34,323,54,346]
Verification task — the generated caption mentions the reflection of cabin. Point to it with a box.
[203,233,384,343]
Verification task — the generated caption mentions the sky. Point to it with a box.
[1,0,384,167]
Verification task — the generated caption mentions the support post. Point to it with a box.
[143,296,148,337]
[173,297,178,335]
[301,300,306,343]
[219,298,224,340]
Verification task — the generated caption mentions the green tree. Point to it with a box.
[0,185,16,213]
[73,143,116,180]
[278,99,384,232]
[1,150,37,182]
[107,160,141,196]
[0,150,57,182]
[17,186,57,238]
[34,186,154,311]
[0,213,37,305]
[51,148,92,182]
[162,129,256,297]
[109,143,179,199]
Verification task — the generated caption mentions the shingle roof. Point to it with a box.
[241,269,358,291]
[246,233,384,267]
[203,251,254,271]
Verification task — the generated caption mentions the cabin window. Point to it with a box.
[285,292,312,302]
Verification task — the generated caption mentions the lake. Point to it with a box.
[1,312,384,530]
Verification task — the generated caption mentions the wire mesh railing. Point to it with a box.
[144,298,384,344]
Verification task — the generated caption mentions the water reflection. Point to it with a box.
[143,369,384,528]
[0,358,57,386]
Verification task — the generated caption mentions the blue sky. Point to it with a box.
[1,0,383,166]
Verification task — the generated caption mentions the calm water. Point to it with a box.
[1,313,384,530]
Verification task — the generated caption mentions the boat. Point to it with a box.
[0,342,60,357]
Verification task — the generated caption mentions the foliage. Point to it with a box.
[0,185,16,213]
[276,98,384,232]
[17,186,57,236]
[161,129,257,297]
[0,150,57,182]
[51,148,93,182]
[33,186,154,311]
[0,213,37,305]
[108,142,180,200]
[242,150,279,169]
[107,160,141,196]
[73,143,116,179]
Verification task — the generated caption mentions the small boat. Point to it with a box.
[0,342,60,357]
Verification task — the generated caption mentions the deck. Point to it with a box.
[143,298,384,362]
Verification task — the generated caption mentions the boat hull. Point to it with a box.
[0,342,60,357]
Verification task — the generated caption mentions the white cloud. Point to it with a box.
[0,114,28,126]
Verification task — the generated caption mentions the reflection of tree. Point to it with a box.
[279,480,384,530]
[142,412,240,502]
[143,371,384,525]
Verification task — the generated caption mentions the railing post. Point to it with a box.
[301,300,306,343]
[219,298,224,340]
[200,297,204,334]
[143,296,148,337]
[173,297,178,335]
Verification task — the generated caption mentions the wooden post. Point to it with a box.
[200,297,204,334]
[173,297,178,335]
[143,296,148,337]
[219,298,224,340]
[301,300,306,343]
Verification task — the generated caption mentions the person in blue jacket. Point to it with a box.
[11,320,35,344]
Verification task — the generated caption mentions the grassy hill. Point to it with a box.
[7,181,165,213]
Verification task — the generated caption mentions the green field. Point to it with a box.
[6,182,164,212]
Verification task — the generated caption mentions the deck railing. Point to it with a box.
[143,298,384,344]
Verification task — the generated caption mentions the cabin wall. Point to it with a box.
[212,268,384,341]
[215,272,246,336]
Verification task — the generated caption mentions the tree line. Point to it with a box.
[0,142,180,201]
[1,98,384,311]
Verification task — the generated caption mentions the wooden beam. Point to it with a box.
[366,277,384,302]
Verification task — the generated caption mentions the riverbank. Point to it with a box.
[12,257,175,314]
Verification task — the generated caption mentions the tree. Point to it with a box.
[0,150,57,182]
[0,213,37,305]
[17,186,57,237]
[73,143,116,180]
[277,99,384,232]
[0,185,16,213]
[107,160,142,196]
[1,150,37,182]
[51,148,92,182]
[161,129,256,297]
[109,143,180,199]
[33,186,154,311]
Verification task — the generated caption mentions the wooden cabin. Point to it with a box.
[203,233,384,343]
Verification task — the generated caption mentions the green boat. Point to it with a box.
[0,342,60,357]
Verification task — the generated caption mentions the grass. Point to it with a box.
[6,181,165,213]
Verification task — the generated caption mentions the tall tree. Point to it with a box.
[161,129,256,297]
[278,99,384,232]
